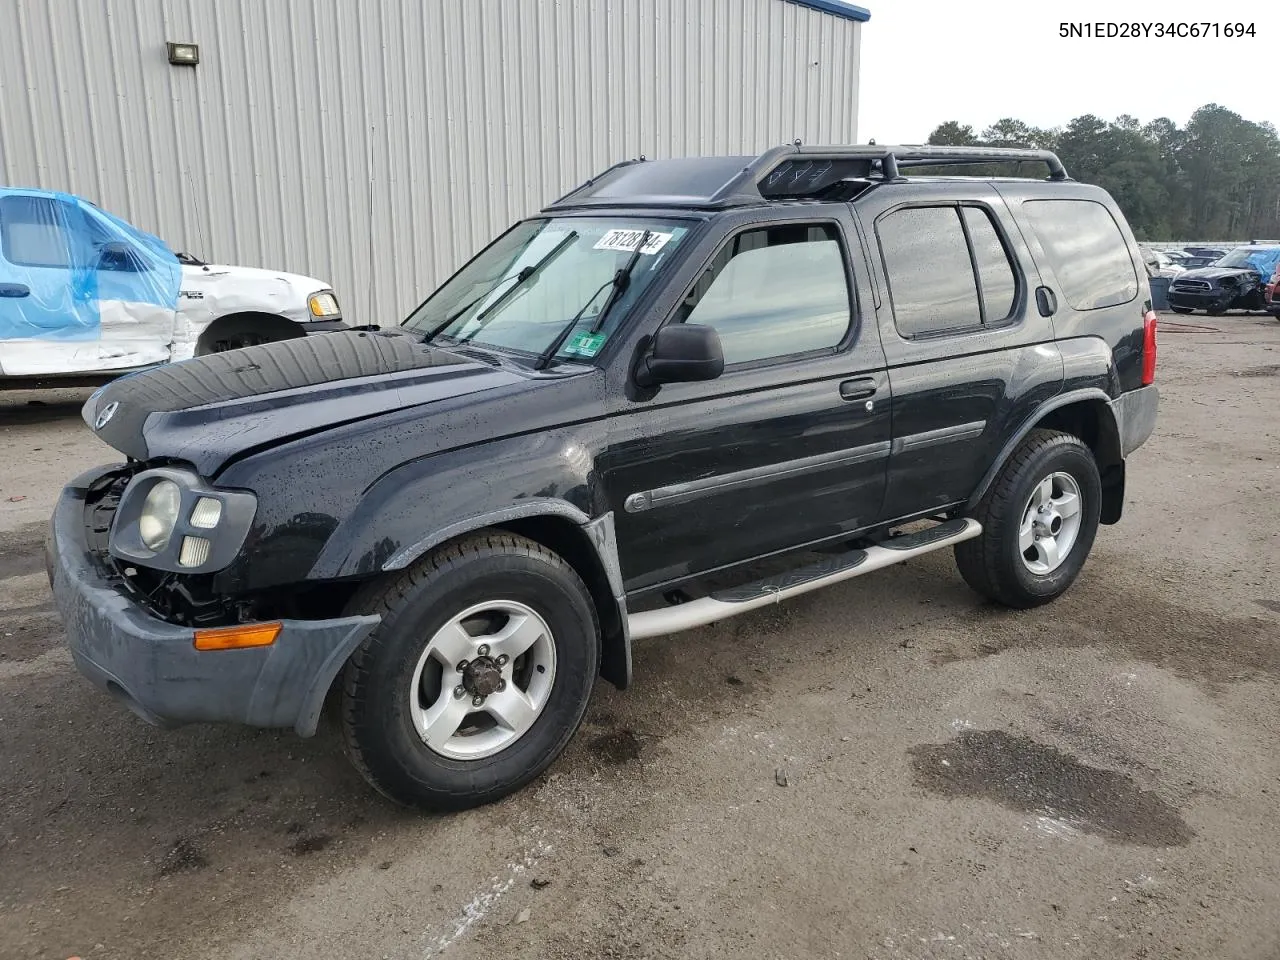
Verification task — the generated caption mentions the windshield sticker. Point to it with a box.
[594,229,673,256]
[563,330,608,358]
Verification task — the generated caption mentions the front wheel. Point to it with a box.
[956,429,1102,609]
[340,532,600,810]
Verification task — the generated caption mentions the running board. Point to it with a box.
[627,518,982,640]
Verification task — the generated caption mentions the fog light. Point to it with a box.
[190,496,222,529]
[179,536,211,567]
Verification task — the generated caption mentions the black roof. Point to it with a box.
[545,144,1070,212]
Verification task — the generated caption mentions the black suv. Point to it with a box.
[1167,244,1280,315]
[48,145,1159,810]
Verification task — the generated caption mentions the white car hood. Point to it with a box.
[181,263,332,299]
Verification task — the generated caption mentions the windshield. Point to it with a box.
[1214,248,1280,273]
[403,217,692,363]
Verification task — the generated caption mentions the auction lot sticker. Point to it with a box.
[594,229,673,255]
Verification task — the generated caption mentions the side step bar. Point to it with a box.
[627,518,982,640]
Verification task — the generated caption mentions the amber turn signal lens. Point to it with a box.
[193,622,282,651]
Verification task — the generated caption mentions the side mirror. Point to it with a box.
[633,323,724,388]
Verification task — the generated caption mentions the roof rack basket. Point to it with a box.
[709,143,1070,205]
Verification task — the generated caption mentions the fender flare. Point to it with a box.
[380,500,632,690]
[382,499,594,571]
[966,388,1120,510]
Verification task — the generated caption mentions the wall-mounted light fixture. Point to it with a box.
[167,42,199,66]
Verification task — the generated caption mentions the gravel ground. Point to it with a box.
[2,313,1278,960]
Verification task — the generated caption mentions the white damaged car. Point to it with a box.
[0,187,346,384]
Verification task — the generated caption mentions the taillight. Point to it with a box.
[1141,309,1158,386]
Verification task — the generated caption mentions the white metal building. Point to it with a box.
[0,0,869,325]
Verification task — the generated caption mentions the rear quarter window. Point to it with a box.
[1023,199,1138,310]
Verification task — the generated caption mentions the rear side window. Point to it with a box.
[963,207,1017,322]
[876,204,1019,337]
[0,196,73,268]
[1023,199,1138,310]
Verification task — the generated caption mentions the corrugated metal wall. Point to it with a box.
[0,0,862,325]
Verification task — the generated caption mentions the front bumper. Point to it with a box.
[301,318,349,334]
[47,466,379,737]
[1167,289,1230,310]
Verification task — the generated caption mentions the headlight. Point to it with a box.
[110,468,257,573]
[308,291,341,317]
[139,480,181,551]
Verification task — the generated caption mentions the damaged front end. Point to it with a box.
[48,463,380,736]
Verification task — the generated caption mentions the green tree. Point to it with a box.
[920,105,1280,239]
[926,121,978,146]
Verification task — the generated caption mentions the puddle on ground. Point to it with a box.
[909,730,1193,847]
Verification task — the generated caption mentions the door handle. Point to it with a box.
[1035,286,1057,317]
[0,283,30,298]
[839,377,878,401]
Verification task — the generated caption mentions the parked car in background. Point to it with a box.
[1140,247,1185,278]
[1265,265,1280,319]
[0,187,346,385]
[1162,250,1192,265]
[1167,244,1280,315]
[1177,254,1220,269]
[1184,246,1228,259]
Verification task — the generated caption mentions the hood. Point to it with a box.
[180,263,333,297]
[82,329,525,475]
[1174,266,1261,283]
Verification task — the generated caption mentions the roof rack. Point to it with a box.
[709,143,1069,205]
[545,144,1070,212]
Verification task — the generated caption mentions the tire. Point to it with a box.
[207,332,271,353]
[1170,306,1194,314]
[955,429,1102,609]
[339,532,600,810]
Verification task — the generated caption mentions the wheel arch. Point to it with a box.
[194,310,306,355]
[969,389,1126,524]
[381,503,631,691]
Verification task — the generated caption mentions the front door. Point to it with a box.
[601,213,892,595]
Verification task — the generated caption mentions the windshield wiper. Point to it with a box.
[532,230,652,371]
[420,231,578,344]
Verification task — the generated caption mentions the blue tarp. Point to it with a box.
[1243,248,1280,281]
[0,188,181,342]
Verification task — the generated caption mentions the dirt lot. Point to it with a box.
[2,314,1278,960]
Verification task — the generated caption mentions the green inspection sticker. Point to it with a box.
[564,330,607,357]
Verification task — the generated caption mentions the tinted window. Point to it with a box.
[1023,199,1138,310]
[963,206,1018,322]
[681,224,850,365]
[877,206,980,337]
[0,196,72,268]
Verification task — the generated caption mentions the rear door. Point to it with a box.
[601,210,892,594]
[854,182,1063,520]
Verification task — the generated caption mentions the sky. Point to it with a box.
[857,0,1280,144]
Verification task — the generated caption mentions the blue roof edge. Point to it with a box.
[784,0,871,22]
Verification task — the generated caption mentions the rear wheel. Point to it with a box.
[339,532,599,810]
[1170,306,1194,314]
[956,429,1102,609]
